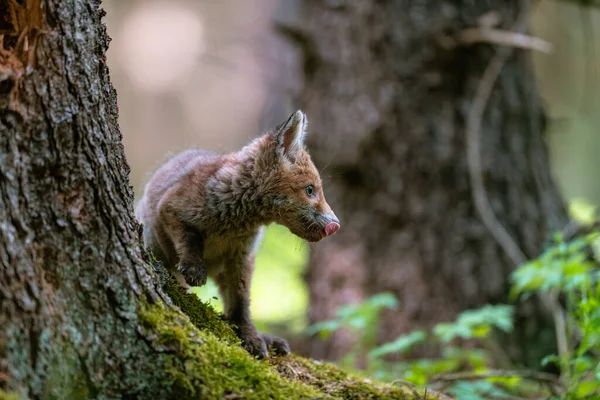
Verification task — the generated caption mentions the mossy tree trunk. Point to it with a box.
[0,1,188,398]
[297,1,567,366]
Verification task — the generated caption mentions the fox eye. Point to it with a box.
[305,185,315,197]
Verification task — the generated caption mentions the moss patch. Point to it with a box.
[140,266,447,399]
[162,276,239,345]
[139,300,321,399]
[270,355,436,400]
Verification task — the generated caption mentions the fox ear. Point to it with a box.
[275,110,307,162]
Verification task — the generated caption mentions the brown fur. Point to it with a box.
[135,111,339,357]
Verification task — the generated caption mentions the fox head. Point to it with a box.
[259,110,340,242]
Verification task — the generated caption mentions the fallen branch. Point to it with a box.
[458,27,553,54]
[432,370,561,397]
[431,370,558,384]
[391,379,425,399]
[391,379,454,400]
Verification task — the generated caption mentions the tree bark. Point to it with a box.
[0,0,179,397]
[298,1,567,366]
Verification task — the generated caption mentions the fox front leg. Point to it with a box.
[176,226,208,287]
[159,205,208,287]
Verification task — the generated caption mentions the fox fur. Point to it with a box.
[135,110,340,358]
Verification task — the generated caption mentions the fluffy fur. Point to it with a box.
[136,110,340,358]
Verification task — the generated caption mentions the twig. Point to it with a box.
[391,379,426,400]
[476,11,502,28]
[464,0,570,381]
[466,10,529,270]
[431,370,558,384]
[562,220,600,242]
[458,27,553,54]
[281,363,299,378]
[432,370,561,397]
[221,394,244,400]
[392,380,456,400]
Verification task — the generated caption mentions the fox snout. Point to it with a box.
[322,221,340,238]
[318,200,340,239]
[280,207,340,243]
[313,212,340,241]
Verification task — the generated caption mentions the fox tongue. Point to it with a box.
[321,222,340,238]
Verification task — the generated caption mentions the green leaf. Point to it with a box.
[472,325,491,339]
[306,320,341,338]
[365,292,400,310]
[368,330,426,359]
[571,355,594,374]
[576,380,600,398]
[448,381,512,400]
[541,354,560,367]
[433,305,514,343]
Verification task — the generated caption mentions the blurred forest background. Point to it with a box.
[102,0,600,398]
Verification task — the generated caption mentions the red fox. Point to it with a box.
[135,110,340,358]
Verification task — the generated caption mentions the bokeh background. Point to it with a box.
[102,0,600,364]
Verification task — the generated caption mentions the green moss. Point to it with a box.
[163,276,239,345]
[139,267,443,399]
[269,355,431,400]
[138,300,321,399]
[164,358,196,397]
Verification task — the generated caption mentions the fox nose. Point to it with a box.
[322,221,340,238]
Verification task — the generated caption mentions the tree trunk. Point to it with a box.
[298,1,567,366]
[0,0,181,397]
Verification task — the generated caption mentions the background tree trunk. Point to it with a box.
[0,1,181,397]
[297,1,567,367]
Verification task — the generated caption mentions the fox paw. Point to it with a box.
[240,331,269,359]
[177,258,207,287]
[236,327,290,358]
[260,332,290,356]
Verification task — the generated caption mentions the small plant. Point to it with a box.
[308,295,521,398]
[510,226,600,399]
[306,292,399,369]
[374,305,520,398]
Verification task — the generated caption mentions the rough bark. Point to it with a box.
[297,1,567,366]
[0,0,176,397]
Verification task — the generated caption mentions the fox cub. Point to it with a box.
[136,110,340,358]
